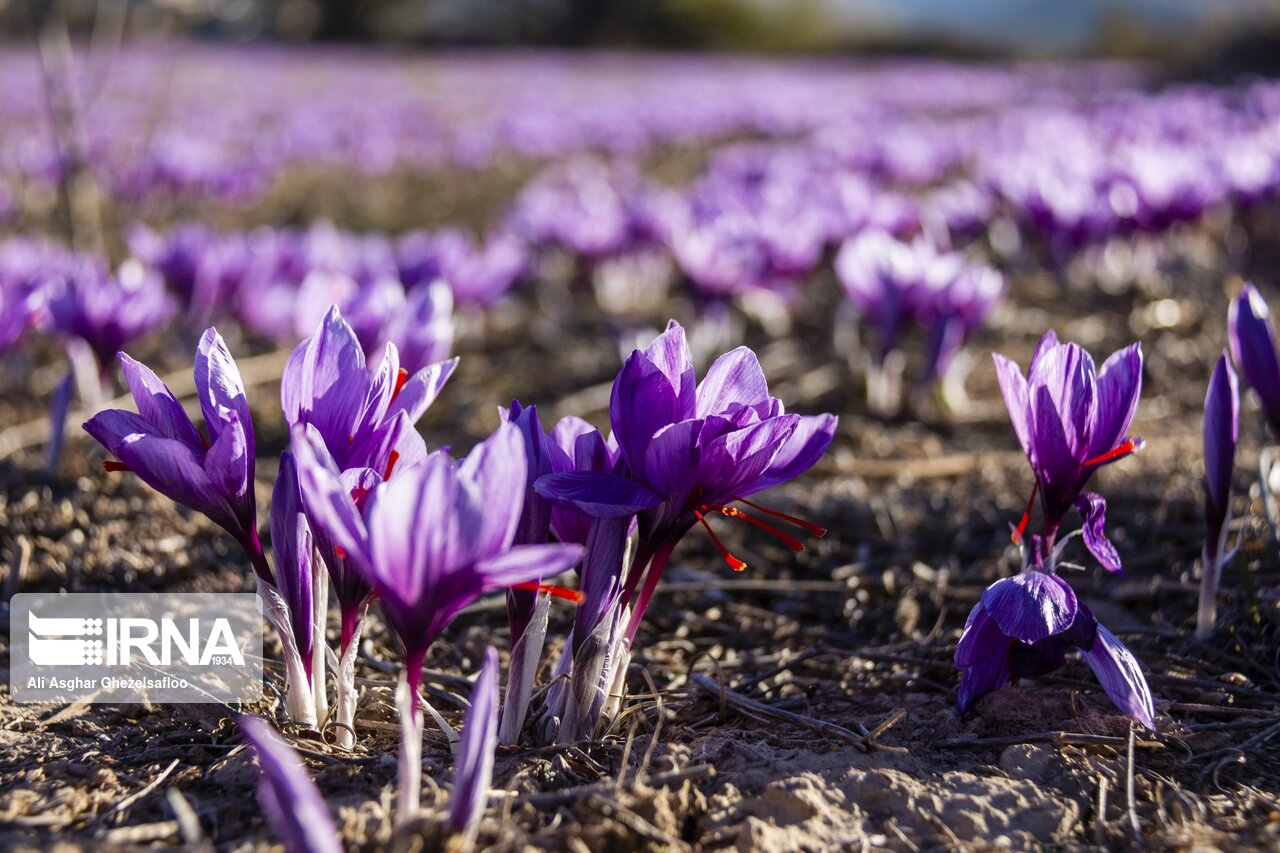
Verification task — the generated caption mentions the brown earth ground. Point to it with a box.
[0,170,1278,852]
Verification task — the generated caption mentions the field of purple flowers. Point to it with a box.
[1,45,1279,851]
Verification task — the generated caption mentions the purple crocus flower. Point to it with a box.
[282,304,456,474]
[538,321,836,645]
[239,716,341,853]
[993,330,1144,572]
[1200,352,1239,639]
[380,280,454,374]
[46,257,177,375]
[1228,283,1280,440]
[294,422,581,822]
[85,328,266,580]
[449,647,499,850]
[956,581,1156,729]
[958,331,1155,729]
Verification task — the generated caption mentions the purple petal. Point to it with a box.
[1204,351,1239,542]
[239,716,342,853]
[283,306,367,456]
[472,543,584,590]
[955,603,1012,713]
[696,347,769,419]
[118,352,204,447]
[195,327,254,456]
[449,647,499,838]
[1075,492,1121,574]
[535,471,661,517]
[293,425,373,571]
[271,452,315,668]
[458,423,527,560]
[385,356,459,425]
[1031,329,1060,366]
[609,350,681,476]
[1081,624,1156,729]
[84,408,156,458]
[643,320,696,418]
[747,413,837,495]
[1028,341,1096,459]
[1229,284,1280,438]
[204,410,256,534]
[697,415,800,502]
[993,353,1033,462]
[1089,343,1143,460]
[643,419,702,507]
[980,571,1078,644]
[550,416,597,462]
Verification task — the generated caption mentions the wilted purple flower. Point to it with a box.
[538,321,836,646]
[449,647,499,850]
[295,423,581,821]
[993,331,1143,572]
[1200,352,1239,639]
[1228,283,1280,440]
[955,576,1155,729]
[85,328,266,580]
[282,304,456,473]
[46,257,177,373]
[239,716,341,853]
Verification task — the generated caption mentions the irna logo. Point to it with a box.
[27,611,245,668]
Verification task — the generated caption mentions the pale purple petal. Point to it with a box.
[449,647,499,839]
[1081,624,1156,729]
[118,352,204,447]
[1028,341,1096,459]
[458,423,527,560]
[472,543,584,591]
[195,327,254,454]
[270,452,314,670]
[746,413,837,495]
[697,415,800,502]
[1090,343,1143,459]
[385,356,459,425]
[696,347,770,419]
[643,319,696,418]
[993,352,1033,461]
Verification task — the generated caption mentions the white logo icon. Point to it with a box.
[28,613,105,666]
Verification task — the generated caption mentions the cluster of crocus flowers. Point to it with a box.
[834,230,1004,415]
[957,331,1156,729]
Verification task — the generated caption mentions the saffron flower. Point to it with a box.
[536,322,835,735]
[958,331,1156,729]
[283,304,457,474]
[1200,351,1239,639]
[1228,283,1280,440]
[85,328,265,580]
[239,716,341,853]
[993,330,1143,572]
[449,647,499,852]
[295,422,581,823]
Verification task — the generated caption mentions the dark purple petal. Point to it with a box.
[204,411,256,538]
[980,571,1078,644]
[642,419,702,511]
[239,716,341,853]
[449,647,499,839]
[955,603,1012,713]
[535,471,661,517]
[1081,624,1156,729]
[1229,284,1280,439]
[1028,341,1096,460]
[744,413,837,495]
[1075,492,1121,574]
[609,350,681,476]
[696,414,800,503]
[1204,351,1239,548]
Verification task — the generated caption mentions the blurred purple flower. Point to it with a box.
[1228,283,1280,440]
[46,257,176,372]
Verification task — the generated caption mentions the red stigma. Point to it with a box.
[702,503,805,552]
[731,495,827,537]
[695,509,748,572]
[334,545,347,559]
[103,460,133,473]
[383,450,401,480]
[512,581,585,604]
[1083,438,1140,467]
[390,368,409,403]
[1011,482,1039,545]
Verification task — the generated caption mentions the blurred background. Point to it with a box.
[3,0,1280,67]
